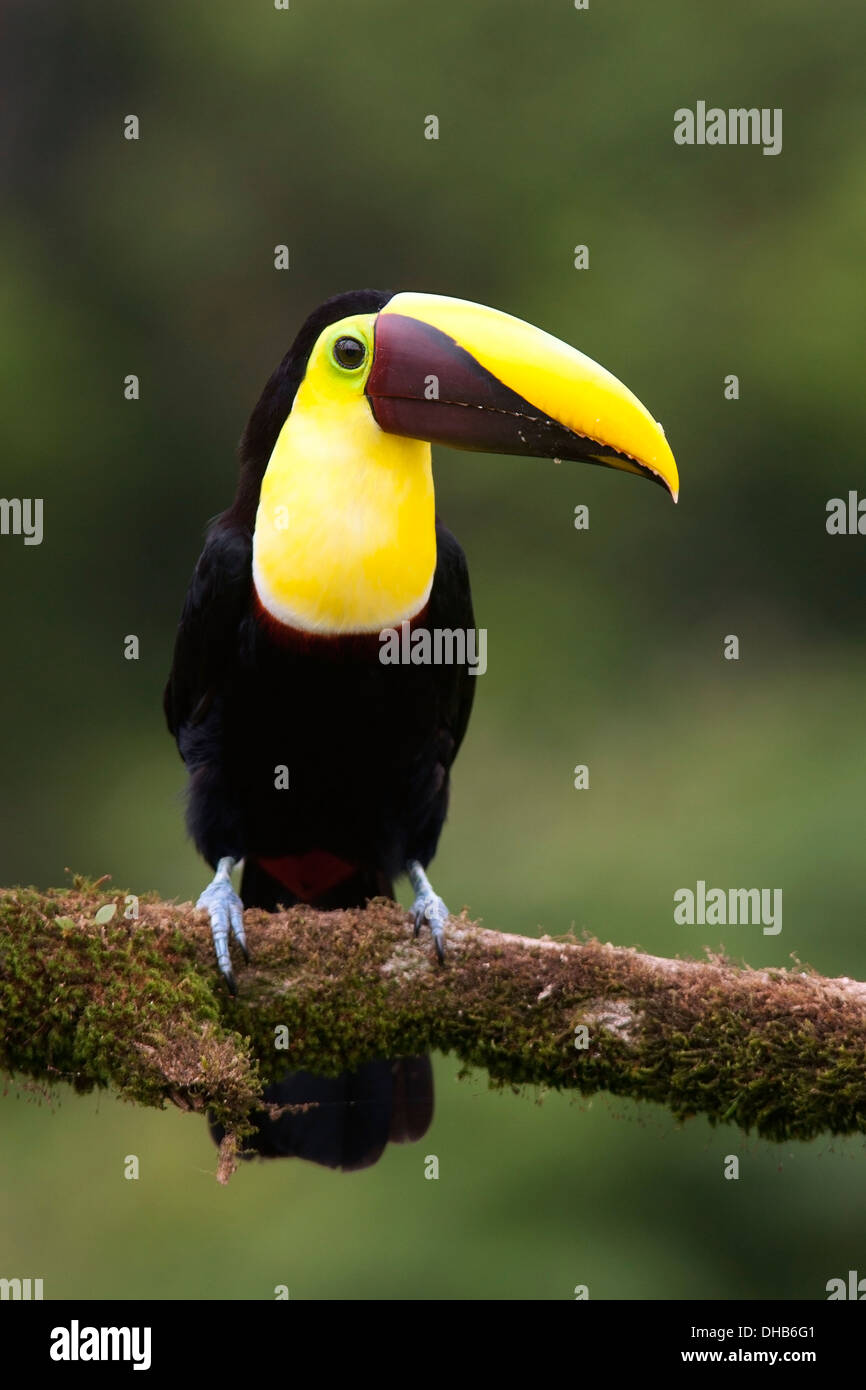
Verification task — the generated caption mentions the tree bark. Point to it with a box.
[2,877,865,1181]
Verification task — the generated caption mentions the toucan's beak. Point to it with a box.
[366,292,679,501]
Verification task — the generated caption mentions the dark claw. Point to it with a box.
[409,891,449,962]
[198,868,249,990]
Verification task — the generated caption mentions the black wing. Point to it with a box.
[429,519,477,766]
[163,516,252,750]
[405,520,477,867]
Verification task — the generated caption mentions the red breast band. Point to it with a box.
[254,850,359,901]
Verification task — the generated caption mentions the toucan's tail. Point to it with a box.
[207,856,434,1171]
[209,1056,434,1170]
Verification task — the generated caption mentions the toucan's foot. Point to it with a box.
[197,856,249,993]
[407,860,449,963]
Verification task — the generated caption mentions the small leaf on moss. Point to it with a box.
[94,904,117,925]
[54,916,76,930]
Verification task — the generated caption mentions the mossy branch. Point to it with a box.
[2,878,866,1180]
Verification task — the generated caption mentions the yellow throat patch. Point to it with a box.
[252,313,437,635]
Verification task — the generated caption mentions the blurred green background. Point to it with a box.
[1,0,865,1300]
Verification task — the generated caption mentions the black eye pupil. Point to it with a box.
[333,336,366,369]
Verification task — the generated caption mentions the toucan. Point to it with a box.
[164,289,678,1170]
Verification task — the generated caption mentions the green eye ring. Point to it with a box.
[332,336,367,370]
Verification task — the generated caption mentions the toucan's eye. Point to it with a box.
[333,336,367,370]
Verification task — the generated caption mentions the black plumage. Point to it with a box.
[165,291,476,1169]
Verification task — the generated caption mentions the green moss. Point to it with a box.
[0,885,261,1155]
[2,882,865,1172]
